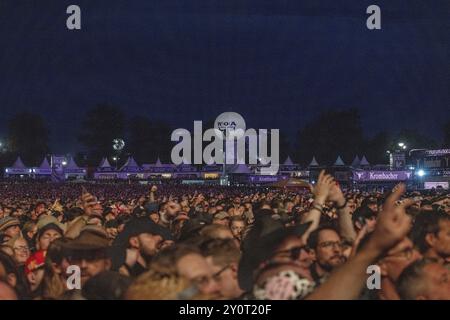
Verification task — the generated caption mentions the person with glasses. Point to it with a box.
[173,244,222,298]
[201,238,243,299]
[7,236,30,266]
[307,226,346,286]
[374,237,422,300]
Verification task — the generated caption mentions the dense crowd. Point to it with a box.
[0,171,449,300]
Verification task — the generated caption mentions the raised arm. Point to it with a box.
[328,183,357,242]
[307,184,414,300]
[301,170,334,242]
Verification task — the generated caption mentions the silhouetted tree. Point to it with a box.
[393,129,438,151]
[128,116,173,164]
[294,109,365,166]
[7,112,50,166]
[78,105,126,166]
[364,131,390,165]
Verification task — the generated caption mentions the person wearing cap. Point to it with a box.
[238,213,314,298]
[35,216,64,251]
[212,211,230,226]
[111,217,173,277]
[0,217,21,242]
[62,226,112,286]
[25,250,47,297]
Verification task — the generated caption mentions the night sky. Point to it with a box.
[0,0,449,153]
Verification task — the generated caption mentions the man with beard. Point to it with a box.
[62,225,112,287]
[411,210,450,266]
[307,227,346,286]
[111,217,173,277]
[238,212,314,299]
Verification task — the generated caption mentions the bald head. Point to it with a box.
[0,281,18,300]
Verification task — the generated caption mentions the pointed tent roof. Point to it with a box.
[12,157,26,169]
[231,164,252,174]
[283,156,294,166]
[360,155,370,166]
[39,158,51,169]
[120,156,140,171]
[309,157,319,167]
[99,158,113,168]
[351,156,360,167]
[155,157,162,167]
[66,157,80,170]
[334,156,345,166]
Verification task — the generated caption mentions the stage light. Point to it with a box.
[417,169,425,177]
[62,161,68,166]
[398,142,405,147]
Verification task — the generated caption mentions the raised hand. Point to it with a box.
[81,187,102,217]
[369,184,415,253]
[328,182,345,207]
[311,170,335,204]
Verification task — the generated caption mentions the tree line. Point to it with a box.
[1,105,449,168]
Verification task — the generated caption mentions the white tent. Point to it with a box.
[231,164,252,174]
[333,156,345,166]
[64,158,86,178]
[39,158,51,169]
[309,156,319,167]
[4,157,31,176]
[351,156,361,167]
[33,158,52,175]
[94,158,118,179]
[13,157,27,169]
[360,155,370,166]
[120,156,141,172]
[99,158,113,169]
[96,157,115,172]
[283,156,295,166]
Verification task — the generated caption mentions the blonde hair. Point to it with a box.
[124,270,191,300]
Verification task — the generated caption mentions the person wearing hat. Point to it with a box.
[238,212,313,297]
[178,216,209,242]
[35,216,64,251]
[0,217,21,243]
[212,211,230,226]
[25,250,47,297]
[61,225,112,286]
[111,217,173,277]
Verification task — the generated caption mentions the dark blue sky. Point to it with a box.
[0,0,449,153]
